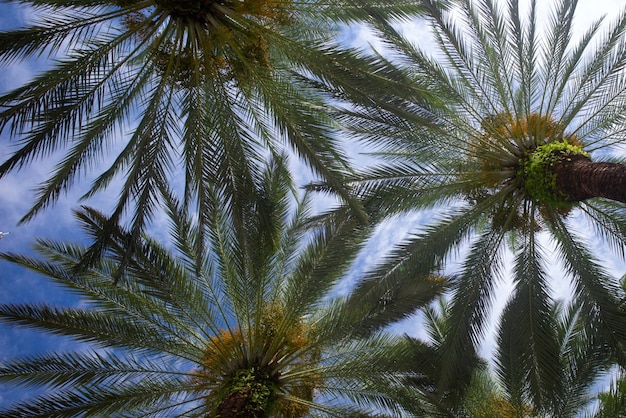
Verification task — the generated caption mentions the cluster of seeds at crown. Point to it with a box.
[118,0,294,85]
[476,113,567,177]
[194,305,319,416]
[476,113,587,203]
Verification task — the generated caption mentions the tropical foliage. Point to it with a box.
[0,0,432,261]
[590,373,626,417]
[400,296,484,417]
[4,0,626,414]
[0,157,447,416]
[327,0,626,409]
[409,296,614,417]
[497,297,613,417]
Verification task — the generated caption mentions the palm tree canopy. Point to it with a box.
[0,0,436,259]
[591,373,626,418]
[0,156,447,417]
[497,297,614,417]
[407,296,614,417]
[328,0,626,410]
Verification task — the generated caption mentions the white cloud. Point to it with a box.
[0,0,624,411]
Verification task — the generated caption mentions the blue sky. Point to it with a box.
[1,0,626,411]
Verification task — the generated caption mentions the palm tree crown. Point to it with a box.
[0,157,446,416]
[331,0,626,411]
[0,0,428,247]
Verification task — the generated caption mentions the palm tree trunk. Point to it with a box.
[215,368,274,418]
[554,154,626,203]
[216,389,268,418]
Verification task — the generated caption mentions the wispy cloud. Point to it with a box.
[0,0,624,411]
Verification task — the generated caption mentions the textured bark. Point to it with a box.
[553,154,626,202]
[215,368,275,418]
[216,388,266,418]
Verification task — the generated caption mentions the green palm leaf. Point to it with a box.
[0,156,445,416]
[0,0,432,249]
[328,0,626,411]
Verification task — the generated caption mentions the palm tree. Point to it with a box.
[462,370,528,418]
[0,156,447,416]
[0,0,433,261]
[590,373,626,417]
[588,276,626,417]
[402,296,533,417]
[400,296,484,417]
[497,297,613,417]
[404,296,612,417]
[325,0,626,408]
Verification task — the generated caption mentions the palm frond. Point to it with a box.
[496,216,562,413]
[0,351,188,390]
[437,224,507,391]
[547,212,626,364]
[0,377,198,418]
[579,200,626,259]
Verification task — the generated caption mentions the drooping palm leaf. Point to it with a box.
[0,156,447,416]
[325,0,626,408]
[0,0,439,265]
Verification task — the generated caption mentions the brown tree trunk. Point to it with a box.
[553,154,626,202]
[214,368,274,418]
[216,388,267,418]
